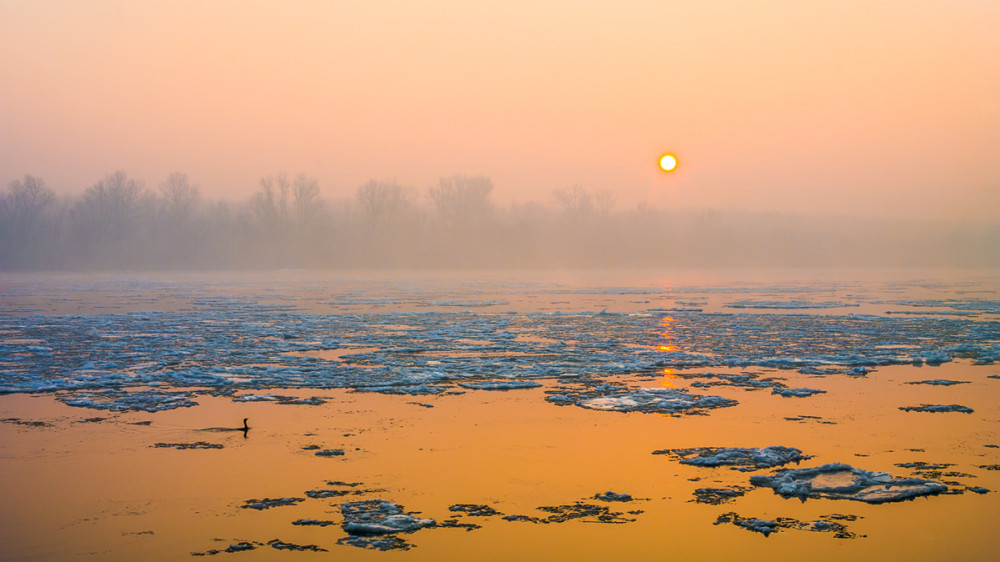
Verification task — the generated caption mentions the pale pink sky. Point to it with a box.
[1,0,998,218]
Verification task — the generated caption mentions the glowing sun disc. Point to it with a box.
[659,154,677,171]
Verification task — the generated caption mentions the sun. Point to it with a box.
[659,154,677,172]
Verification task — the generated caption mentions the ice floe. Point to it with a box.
[448,504,501,517]
[691,487,747,505]
[503,502,640,524]
[726,300,859,309]
[548,383,737,415]
[240,497,303,510]
[714,512,862,538]
[594,491,634,502]
[338,500,435,551]
[457,380,542,391]
[59,389,200,412]
[654,446,808,471]
[749,463,948,503]
[899,404,974,414]
[152,441,223,450]
[314,449,346,457]
[772,387,826,398]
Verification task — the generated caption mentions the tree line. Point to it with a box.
[1,171,997,270]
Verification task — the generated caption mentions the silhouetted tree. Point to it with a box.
[251,173,290,232]
[159,172,199,223]
[73,171,146,247]
[356,179,412,223]
[427,175,494,229]
[0,175,56,267]
[291,173,323,233]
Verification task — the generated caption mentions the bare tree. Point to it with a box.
[291,173,323,231]
[356,179,412,222]
[2,175,54,232]
[553,185,593,216]
[159,172,199,222]
[427,175,494,230]
[251,173,291,231]
[0,175,56,266]
[75,171,145,241]
[594,189,616,215]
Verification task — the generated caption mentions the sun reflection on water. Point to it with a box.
[657,316,680,388]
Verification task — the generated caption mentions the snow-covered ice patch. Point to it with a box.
[548,384,737,416]
[749,463,948,503]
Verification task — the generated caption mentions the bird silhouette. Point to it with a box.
[198,418,250,437]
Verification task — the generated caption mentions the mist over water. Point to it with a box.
[1,172,996,271]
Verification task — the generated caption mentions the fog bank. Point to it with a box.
[1,172,997,271]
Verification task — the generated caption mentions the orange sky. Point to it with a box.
[1,0,998,218]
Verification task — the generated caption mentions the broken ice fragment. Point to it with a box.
[267,539,325,551]
[337,535,413,551]
[772,387,826,398]
[691,487,747,505]
[314,449,345,457]
[654,446,808,471]
[340,500,435,536]
[749,463,947,503]
[457,381,542,391]
[292,519,335,527]
[448,504,501,517]
[899,404,973,414]
[152,441,223,450]
[715,512,861,538]
[593,491,633,502]
[240,497,304,510]
[548,383,737,416]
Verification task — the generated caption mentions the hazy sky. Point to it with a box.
[2,0,998,218]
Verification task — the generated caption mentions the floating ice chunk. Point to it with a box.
[240,497,304,510]
[61,389,198,412]
[692,487,746,505]
[233,394,326,405]
[337,535,414,551]
[906,379,969,386]
[919,351,951,366]
[152,441,222,450]
[340,500,435,536]
[267,539,326,552]
[772,387,826,398]
[424,300,508,307]
[726,300,858,309]
[458,381,542,391]
[449,504,501,516]
[548,383,737,416]
[899,404,973,413]
[292,519,336,527]
[232,394,285,401]
[593,491,633,502]
[655,446,807,471]
[504,502,639,524]
[353,384,450,396]
[687,372,779,390]
[749,463,948,503]
[715,512,861,538]
[315,449,345,457]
